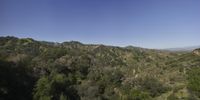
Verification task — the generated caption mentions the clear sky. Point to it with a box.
[0,0,200,49]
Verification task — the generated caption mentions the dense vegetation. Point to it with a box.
[0,36,200,100]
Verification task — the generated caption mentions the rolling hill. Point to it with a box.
[0,36,200,100]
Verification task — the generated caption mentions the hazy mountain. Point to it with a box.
[165,46,200,52]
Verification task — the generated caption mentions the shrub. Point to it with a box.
[140,77,169,97]
[188,67,200,98]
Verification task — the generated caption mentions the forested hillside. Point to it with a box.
[0,36,200,100]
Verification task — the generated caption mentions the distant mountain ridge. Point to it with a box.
[164,46,200,52]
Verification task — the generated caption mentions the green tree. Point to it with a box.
[33,73,80,100]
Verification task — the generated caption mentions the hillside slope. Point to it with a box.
[0,36,200,100]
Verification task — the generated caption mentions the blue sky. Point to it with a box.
[0,0,200,49]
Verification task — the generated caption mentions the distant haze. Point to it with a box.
[165,46,200,52]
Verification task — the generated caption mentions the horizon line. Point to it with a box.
[0,35,199,50]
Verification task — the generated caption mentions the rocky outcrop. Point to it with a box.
[193,49,200,56]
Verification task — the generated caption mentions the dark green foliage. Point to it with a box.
[0,60,35,100]
[40,47,68,60]
[126,89,152,100]
[70,55,91,78]
[140,77,169,97]
[167,93,178,100]
[33,73,80,100]
[114,85,152,100]
[188,67,200,98]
